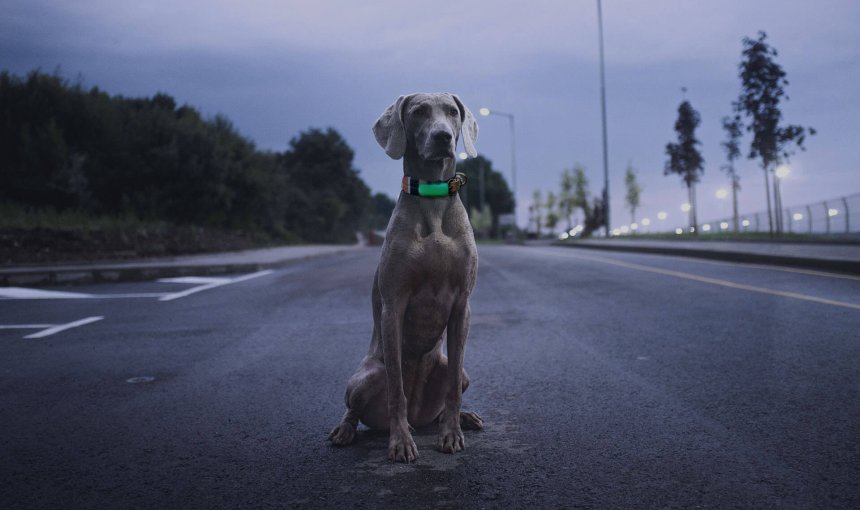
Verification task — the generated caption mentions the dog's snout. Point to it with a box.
[432,130,453,143]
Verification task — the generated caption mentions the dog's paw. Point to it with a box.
[328,422,356,446]
[460,410,484,431]
[388,428,419,463]
[438,424,465,454]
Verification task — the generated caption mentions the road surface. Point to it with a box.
[2,245,858,508]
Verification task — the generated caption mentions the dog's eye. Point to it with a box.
[413,106,427,116]
[449,107,459,116]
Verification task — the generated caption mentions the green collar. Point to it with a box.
[401,172,467,197]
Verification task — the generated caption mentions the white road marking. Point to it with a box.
[158,276,231,284]
[0,324,52,329]
[0,288,93,299]
[0,287,166,299]
[22,316,104,339]
[534,248,860,311]
[0,270,274,301]
[157,270,273,301]
[658,254,860,282]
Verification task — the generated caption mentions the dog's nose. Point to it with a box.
[432,130,453,143]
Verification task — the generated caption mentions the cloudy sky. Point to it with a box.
[3,0,858,230]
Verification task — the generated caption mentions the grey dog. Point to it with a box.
[328,93,483,463]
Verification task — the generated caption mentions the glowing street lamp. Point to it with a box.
[478,106,517,225]
[715,188,729,199]
[680,202,691,212]
[657,211,668,220]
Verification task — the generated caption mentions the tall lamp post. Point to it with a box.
[478,107,517,225]
[597,0,610,237]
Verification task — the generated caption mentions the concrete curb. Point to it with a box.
[553,241,860,275]
[0,246,366,287]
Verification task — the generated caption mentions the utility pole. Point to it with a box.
[597,0,610,236]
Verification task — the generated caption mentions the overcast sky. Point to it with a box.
[2,0,858,229]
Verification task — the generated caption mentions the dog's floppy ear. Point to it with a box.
[452,94,478,158]
[372,95,412,160]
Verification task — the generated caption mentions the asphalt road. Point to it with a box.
[2,245,858,509]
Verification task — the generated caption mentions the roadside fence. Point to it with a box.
[691,192,859,235]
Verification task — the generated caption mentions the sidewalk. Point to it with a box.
[0,244,367,287]
[555,238,860,274]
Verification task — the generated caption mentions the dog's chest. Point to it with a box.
[411,231,476,282]
[400,233,475,350]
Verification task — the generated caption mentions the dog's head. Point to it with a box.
[373,93,478,161]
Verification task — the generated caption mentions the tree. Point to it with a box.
[721,116,743,231]
[583,196,605,238]
[281,128,369,243]
[531,189,543,237]
[545,191,559,235]
[733,31,815,236]
[469,205,493,237]
[365,192,396,231]
[559,168,575,231]
[665,100,704,233]
[624,163,641,227]
[571,164,590,222]
[0,70,381,244]
[457,155,514,238]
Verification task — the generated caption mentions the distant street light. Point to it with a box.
[478,107,517,222]
[681,202,691,212]
[657,211,668,220]
[775,164,791,179]
[458,152,468,160]
[715,188,729,199]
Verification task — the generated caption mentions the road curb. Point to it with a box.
[553,241,860,275]
[0,247,364,287]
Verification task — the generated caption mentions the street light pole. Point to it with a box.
[478,108,517,226]
[597,0,610,237]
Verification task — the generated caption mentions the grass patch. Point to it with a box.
[0,202,299,265]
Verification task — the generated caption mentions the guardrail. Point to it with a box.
[692,192,859,235]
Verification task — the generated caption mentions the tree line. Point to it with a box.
[535,31,813,239]
[665,31,813,236]
[0,70,393,243]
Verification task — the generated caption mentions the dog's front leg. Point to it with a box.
[381,301,418,463]
[439,298,470,453]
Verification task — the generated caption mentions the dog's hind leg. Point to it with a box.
[328,408,359,446]
[328,356,389,446]
[459,410,483,430]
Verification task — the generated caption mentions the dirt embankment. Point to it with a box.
[1,225,282,265]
